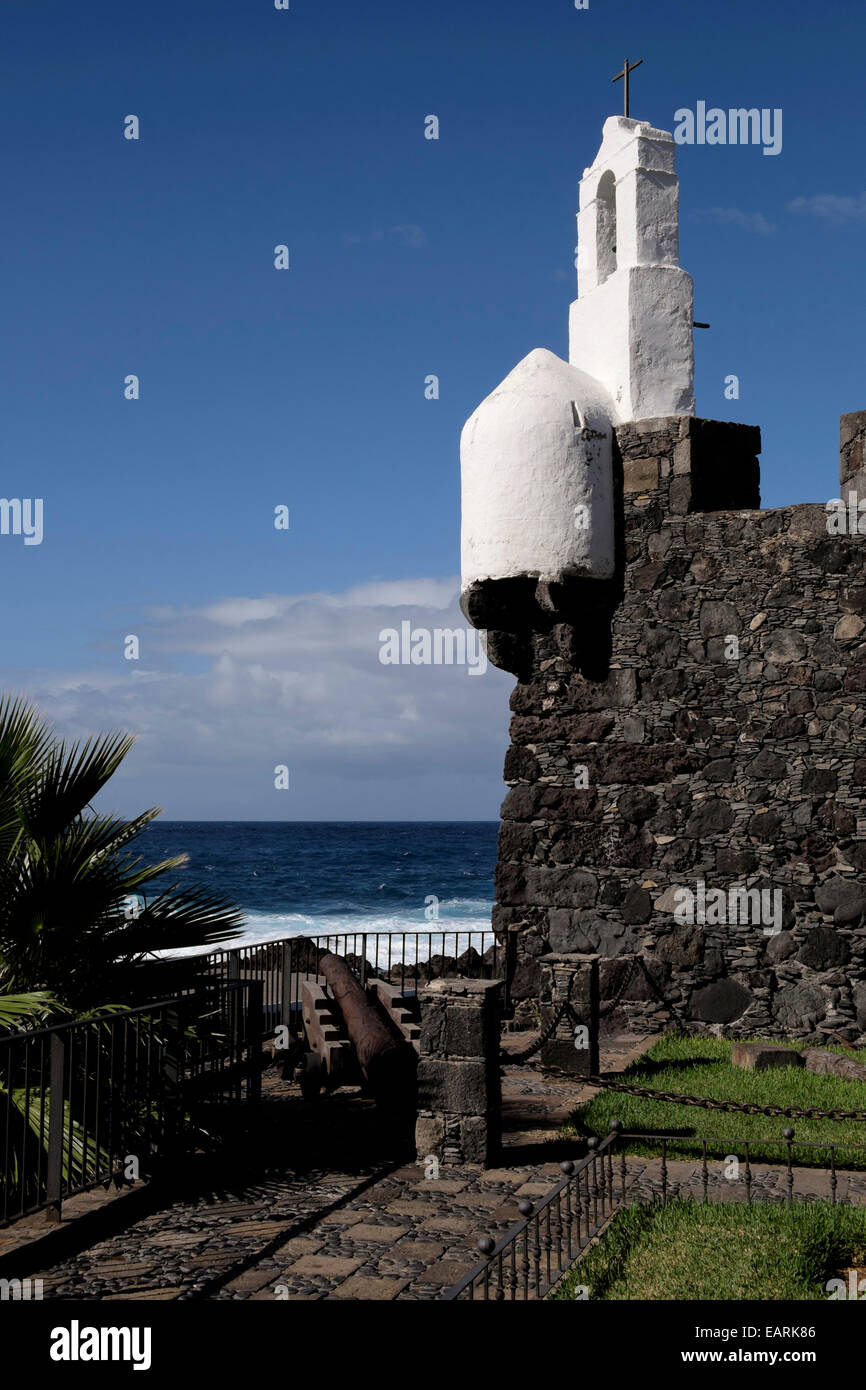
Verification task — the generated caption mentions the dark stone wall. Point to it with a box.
[465,411,866,1042]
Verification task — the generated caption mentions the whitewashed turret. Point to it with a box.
[569,116,695,420]
[460,348,616,589]
[460,111,696,607]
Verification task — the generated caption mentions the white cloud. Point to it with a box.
[199,597,288,626]
[343,225,427,249]
[390,223,426,247]
[787,193,866,225]
[341,577,458,608]
[689,207,775,236]
[7,580,513,819]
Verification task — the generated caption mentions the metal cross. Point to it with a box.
[612,57,643,118]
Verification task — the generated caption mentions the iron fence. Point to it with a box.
[613,1126,866,1207]
[444,1122,866,1300]
[194,928,504,1041]
[2,928,496,1229]
[0,979,263,1228]
[444,1132,620,1300]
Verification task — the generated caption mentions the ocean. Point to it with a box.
[139,821,498,951]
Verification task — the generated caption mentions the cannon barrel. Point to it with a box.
[318,952,416,1101]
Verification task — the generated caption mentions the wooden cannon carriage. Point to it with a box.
[295,951,419,1104]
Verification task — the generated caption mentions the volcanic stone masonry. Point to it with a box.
[415,978,503,1166]
[462,410,866,1043]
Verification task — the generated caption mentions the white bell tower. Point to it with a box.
[569,115,695,421]
[460,96,700,601]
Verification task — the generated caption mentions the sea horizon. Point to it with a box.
[140,820,499,953]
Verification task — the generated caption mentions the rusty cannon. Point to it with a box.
[296,951,419,1105]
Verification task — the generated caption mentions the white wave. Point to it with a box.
[161,902,495,963]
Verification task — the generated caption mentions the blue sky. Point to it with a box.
[0,0,863,819]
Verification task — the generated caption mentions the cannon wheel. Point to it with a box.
[299,1050,325,1101]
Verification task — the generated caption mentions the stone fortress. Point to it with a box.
[459,111,866,1044]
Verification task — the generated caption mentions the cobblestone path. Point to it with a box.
[1,1059,572,1302]
[4,1034,863,1301]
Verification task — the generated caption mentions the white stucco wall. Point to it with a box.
[569,264,694,420]
[460,348,616,590]
[570,115,694,421]
[458,113,697,599]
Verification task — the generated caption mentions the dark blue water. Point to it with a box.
[139,822,498,948]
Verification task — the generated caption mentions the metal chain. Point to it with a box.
[594,959,864,1117]
[503,995,577,1065]
[506,953,677,1067]
[598,955,638,1017]
[585,1075,866,1122]
[610,953,689,1024]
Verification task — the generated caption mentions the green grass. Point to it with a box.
[563,1034,866,1167]
[552,1199,866,1300]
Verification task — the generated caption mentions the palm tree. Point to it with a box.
[0,696,242,1014]
[0,990,55,1032]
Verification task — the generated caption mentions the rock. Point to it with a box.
[509,955,541,1001]
[484,630,533,676]
[833,614,865,642]
[565,911,641,958]
[503,745,541,781]
[497,820,535,860]
[656,925,704,969]
[547,909,584,954]
[685,798,734,836]
[746,748,788,780]
[704,758,734,782]
[763,629,808,663]
[599,878,623,906]
[700,601,739,637]
[496,861,599,908]
[654,884,687,913]
[717,848,756,874]
[815,877,865,917]
[802,767,837,795]
[801,1049,866,1083]
[600,953,668,1004]
[455,946,484,976]
[500,783,601,823]
[426,954,457,979]
[623,456,660,492]
[749,809,782,841]
[342,953,375,979]
[389,963,419,983]
[622,886,653,924]
[570,667,639,711]
[467,405,866,1044]
[599,743,698,784]
[772,983,826,1032]
[689,979,753,1023]
[833,877,866,917]
[764,930,797,963]
[797,926,850,971]
[416,1059,488,1114]
[770,715,805,739]
[617,787,658,824]
[731,1042,803,1071]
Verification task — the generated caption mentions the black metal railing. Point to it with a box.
[1,979,263,1228]
[443,1132,620,1300]
[609,1125,866,1208]
[443,1122,866,1300]
[2,927,497,1229]
[194,928,504,1041]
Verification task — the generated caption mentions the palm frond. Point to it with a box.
[0,991,57,1032]
[18,730,137,843]
[0,695,244,1012]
